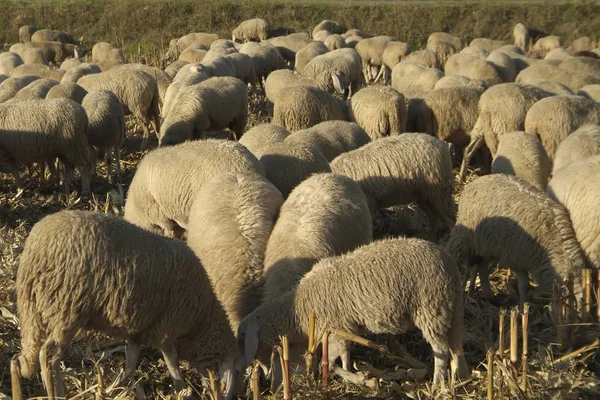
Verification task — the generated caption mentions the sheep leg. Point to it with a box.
[431,343,449,390]
[515,269,530,308]
[62,165,74,195]
[160,342,185,392]
[477,264,494,300]
[114,146,122,183]
[78,165,91,196]
[39,345,55,400]
[139,122,151,151]
[117,340,141,386]
[105,148,114,184]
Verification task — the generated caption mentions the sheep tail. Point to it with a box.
[149,86,161,136]
[449,271,471,380]
[16,290,43,379]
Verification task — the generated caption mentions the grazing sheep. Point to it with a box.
[460,46,489,60]
[124,140,264,237]
[552,124,600,173]
[427,35,458,66]
[579,84,600,101]
[355,36,393,83]
[91,42,127,64]
[559,56,600,76]
[0,98,93,194]
[45,82,87,103]
[60,57,81,71]
[516,61,600,92]
[164,59,190,78]
[31,29,78,45]
[232,18,269,42]
[470,38,505,52]
[271,85,350,132]
[238,124,290,155]
[444,53,503,86]
[294,41,328,72]
[377,41,412,83]
[446,174,584,308]
[331,133,455,238]
[349,86,406,140]
[402,49,441,69]
[10,64,65,81]
[239,237,470,388]
[312,20,345,37]
[434,74,474,89]
[313,30,332,43]
[459,83,553,181]
[344,35,363,49]
[262,172,372,304]
[545,48,573,61]
[491,131,551,190]
[200,55,236,78]
[301,48,362,95]
[60,62,101,83]
[391,61,443,98]
[77,68,161,150]
[529,79,574,95]
[19,25,37,43]
[161,64,209,120]
[9,44,47,65]
[524,95,600,162]
[255,141,332,198]
[82,90,125,183]
[168,33,220,58]
[239,42,288,86]
[9,78,58,101]
[15,210,238,398]
[268,33,312,62]
[265,68,347,105]
[26,41,82,64]
[284,120,370,161]
[569,37,596,53]
[486,50,517,82]
[344,28,367,38]
[533,35,563,57]
[0,52,23,75]
[513,23,530,50]
[428,32,465,52]
[120,63,172,104]
[226,52,257,86]
[187,173,283,331]
[324,34,346,51]
[0,75,40,103]
[547,155,600,270]
[159,76,248,146]
[179,47,207,63]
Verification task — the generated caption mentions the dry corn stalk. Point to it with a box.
[487,348,494,400]
[521,302,529,394]
[510,307,519,379]
[208,369,221,400]
[555,284,566,349]
[498,308,506,396]
[270,346,280,394]
[96,365,104,400]
[322,331,330,388]
[597,272,600,322]
[11,357,22,400]
[279,335,292,400]
[584,269,592,318]
[251,362,263,400]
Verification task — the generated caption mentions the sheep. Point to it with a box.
[268,33,313,64]
[545,48,573,61]
[313,30,332,42]
[524,95,600,162]
[0,98,93,194]
[159,76,248,146]
[426,35,458,66]
[9,44,47,65]
[547,155,600,271]
[459,83,554,181]
[167,32,220,60]
[226,52,258,86]
[271,85,350,132]
[265,68,347,106]
[376,41,412,84]
[77,68,161,150]
[187,173,283,331]
[14,210,238,398]
[124,139,264,237]
[0,74,6,85]
[513,23,530,51]
[516,62,600,92]
[255,142,332,198]
[232,18,269,42]
[120,63,173,104]
[402,49,441,69]
[179,47,207,63]
[349,86,406,140]
[294,41,328,72]
[301,48,363,95]
[284,120,370,161]
[19,25,37,42]
[444,53,503,86]
[491,131,551,190]
[262,172,372,304]
[344,35,363,49]
[10,64,65,81]
[238,124,290,155]
[486,50,517,82]
[331,133,455,238]
[60,57,82,71]
[434,74,475,89]
[82,90,125,183]
[579,84,600,101]
[529,79,574,95]
[460,46,489,60]
[60,62,101,83]
[312,20,345,37]
[427,32,465,53]
[0,52,23,75]
[45,82,87,103]
[552,124,600,173]
[0,75,39,103]
[164,59,190,78]
[26,41,82,64]
[200,55,237,78]
[161,64,209,119]
[239,236,470,388]
[533,35,563,57]
[8,78,58,101]
[31,29,79,45]
[91,42,126,64]
[343,28,367,38]
[470,38,505,52]
[239,42,288,86]
[446,173,584,309]
[355,36,393,83]
[559,56,600,76]
[324,34,346,51]
[391,61,443,98]
[569,36,596,53]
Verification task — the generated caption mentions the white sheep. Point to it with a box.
[60,62,101,83]
[312,20,345,37]
[124,139,264,238]
[324,34,346,51]
[402,49,441,69]
[470,38,505,52]
[14,210,238,398]
[232,18,269,42]
[552,124,600,173]
[0,75,39,103]
[354,36,393,83]
[91,42,127,64]
[391,61,443,98]
[45,82,87,103]
[8,78,58,101]
[268,33,313,64]
[31,29,79,45]
[349,85,407,140]
[238,237,470,388]
[533,35,563,57]
[376,41,412,84]
[300,48,363,95]
[331,133,455,238]
[578,84,600,102]
[10,64,66,81]
[444,53,503,86]
[513,23,530,51]
[516,62,600,92]
[238,123,291,156]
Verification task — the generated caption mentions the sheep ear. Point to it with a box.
[331,70,345,95]
[244,318,259,367]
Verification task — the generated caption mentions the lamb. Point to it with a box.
[82,90,125,183]
[26,41,82,64]
[18,25,37,43]
[238,124,290,155]
[239,237,470,388]
[552,124,600,173]
[0,75,40,103]
[331,133,455,238]
[547,155,600,271]
[31,29,79,45]
[232,18,269,42]
[255,142,332,198]
[45,82,87,103]
[300,48,363,95]
[402,49,441,69]
[0,52,23,75]
[10,64,65,81]
[446,173,584,308]
[391,61,443,98]
[459,83,554,181]
[8,78,58,101]
[159,76,248,146]
[324,34,346,51]
[294,41,328,72]
[354,36,393,83]
[533,35,563,57]
[349,85,407,140]
[579,84,600,101]
[91,42,127,63]
[524,95,600,162]
[77,68,161,150]
[444,53,503,86]
[271,85,350,132]
[284,120,370,161]
[262,172,372,303]
[14,210,238,399]
[124,139,264,238]
[513,23,530,51]
[60,62,101,83]
[0,98,93,194]
[312,20,345,37]
[187,173,283,331]
[491,131,551,190]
